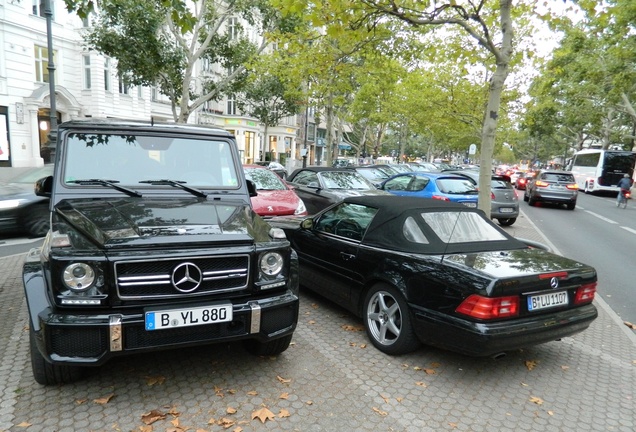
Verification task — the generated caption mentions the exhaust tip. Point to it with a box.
[491,352,507,360]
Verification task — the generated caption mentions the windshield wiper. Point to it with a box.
[68,179,142,198]
[139,179,207,198]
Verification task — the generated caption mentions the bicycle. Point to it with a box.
[617,188,630,209]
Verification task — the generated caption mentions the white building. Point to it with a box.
[0,0,314,170]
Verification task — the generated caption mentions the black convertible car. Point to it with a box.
[270,195,598,357]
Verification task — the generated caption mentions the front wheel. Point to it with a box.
[363,284,420,355]
[30,327,85,385]
[566,203,576,210]
[243,334,293,356]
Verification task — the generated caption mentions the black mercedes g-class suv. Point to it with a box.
[23,119,299,385]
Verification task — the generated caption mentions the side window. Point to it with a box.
[408,177,429,191]
[292,171,318,186]
[384,175,413,191]
[403,216,429,244]
[315,203,378,240]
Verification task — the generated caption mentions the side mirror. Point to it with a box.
[35,176,53,197]
[300,218,313,230]
[307,181,321,189]
[246,179,258,197]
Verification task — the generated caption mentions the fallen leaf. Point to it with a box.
[311,303,319,309]
[277,375,291,384]
[227,407,237,414]
[308,320,316,325]
[372,407,388,416]
[139,426,152,432]
[341,324,364,331]
[415,382,427,387]
[449,422,458,428]
[75,398,87,405]
[561,365,570,371]
[167,406,180,417]
[521,382,529,386]
[424,369,436,375]
[169,417,180,426]
[141,410,167,425]
[396,397,403,403]
[252,407,276,423]
[94,394,115,404]
[624,321,636,330]
[16,422,32,427]
[279,392,289,399]
[548,410,555,416]
[218,417,236,428]
[359,344,367,349]
[525,360,539,371]
[430,362,441,368]
[305,400,313,405]
[278,409,291,418]
[529,396,544,405]
[207,417,216,425]
[380,394,390,403]
[232,427,243,432]
[413,366,422,371]
[349,342,357,347]
[247,391,258,396]
[145,375,166,386]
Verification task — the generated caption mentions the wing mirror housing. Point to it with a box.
[246,179,258,197]
[300,218,314,230]
[35,176,53,197]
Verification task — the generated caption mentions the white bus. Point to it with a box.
[567,149,636,193]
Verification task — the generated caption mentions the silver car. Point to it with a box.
[447,170,519,226]
[524,170,578,210]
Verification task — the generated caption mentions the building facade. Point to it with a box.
[0,0,316,171]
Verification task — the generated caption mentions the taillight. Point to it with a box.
[432,195,450,201]
[535,180,549,187]
[566,184,578,190]
[491,192,495,199]
[456,294,519,319]
[574,282,597,304]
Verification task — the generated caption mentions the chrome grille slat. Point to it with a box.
[114,254,250,300]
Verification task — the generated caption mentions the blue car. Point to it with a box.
[379,171,479,207]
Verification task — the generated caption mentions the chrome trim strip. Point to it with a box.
[109,315,123,352]
[249,302,261,334]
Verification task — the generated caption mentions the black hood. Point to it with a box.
[54,197,271,248]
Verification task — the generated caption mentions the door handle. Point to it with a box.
[340,252,355,261]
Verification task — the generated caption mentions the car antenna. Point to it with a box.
[440,211,463,264]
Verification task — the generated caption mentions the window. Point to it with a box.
[227,17,239,40]
[118,75,130,95]
[32,0,54,18]
[82,55,91,89]
[34,46,56,83]
[201,57,212,72]
[104,58,112,91]
[315,203,378,240]
[227,96,236,115]
[421,212,506,243]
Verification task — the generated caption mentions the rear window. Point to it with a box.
[436,178,477,194]
[542,173,575,182]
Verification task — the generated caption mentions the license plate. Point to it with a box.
[462,202,477,208]
[527,291,568,311]
[500,207,514,213]
[145,304,233,331]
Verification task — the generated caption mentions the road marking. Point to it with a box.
[584,210,618,224]
[620,226,636,236]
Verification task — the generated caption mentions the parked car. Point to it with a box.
[287,166,390,214]
[252,161,287,179]
[269,195,598,357]
[446,170,519,226]
[243,165,307,217]
[404,162,440,172]
[524,170,579,210]
[379,171,479,208]
[353,165,392,187]
[0,165,54,237]
[515,171,535,190]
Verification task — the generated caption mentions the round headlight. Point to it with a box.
[260,251,284,276]
[63,263,96,292]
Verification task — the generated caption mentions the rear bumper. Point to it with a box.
[410,303,598,357]
[31,293,299,366]
[532,191,577,203]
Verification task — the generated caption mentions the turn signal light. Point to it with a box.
[566,184,579,190]
[456,294,519,319]
[574,282,597,304]
[535,180,550,187]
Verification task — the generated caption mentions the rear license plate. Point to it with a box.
[145,304,233,331]
[462,202,477,208]
[500,207,514,213]
[527,291,568,311]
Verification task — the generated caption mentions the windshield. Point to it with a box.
[320,171,375,190]
[63,133,239,188]
[244,168,286,190]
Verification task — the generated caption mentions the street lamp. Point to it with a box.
[44,0,58,162]
[302,102,309,168]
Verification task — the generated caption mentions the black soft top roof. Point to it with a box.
[340,195,527,254]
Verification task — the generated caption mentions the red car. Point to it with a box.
[243,165,307,217]
[515,172,535,190]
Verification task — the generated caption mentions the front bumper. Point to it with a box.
[31,293,299,366]
[410,303,598,357]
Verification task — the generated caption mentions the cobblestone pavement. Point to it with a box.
[1,211,635,432]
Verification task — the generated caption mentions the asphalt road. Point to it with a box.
[520,191,636,324]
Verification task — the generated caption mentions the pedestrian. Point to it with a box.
[616,173,632,205]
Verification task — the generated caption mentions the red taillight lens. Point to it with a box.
[535,180,549,187]
[456,294,519,319]
[491,192,495,199]
[574,282,597,304]
[566,184,579,190]
[519,179,526,185]
[432,195,450,201]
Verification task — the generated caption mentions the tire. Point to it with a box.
[363,283,420,355]
[566,203,576,210]
[243,334,293,356]
[30,327,85,385]
[23,204,50,237]
[523,192,529,202]
[497,218,516,226]
[527,195,536,206]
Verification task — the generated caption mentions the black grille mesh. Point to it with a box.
[50,327,107,357]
